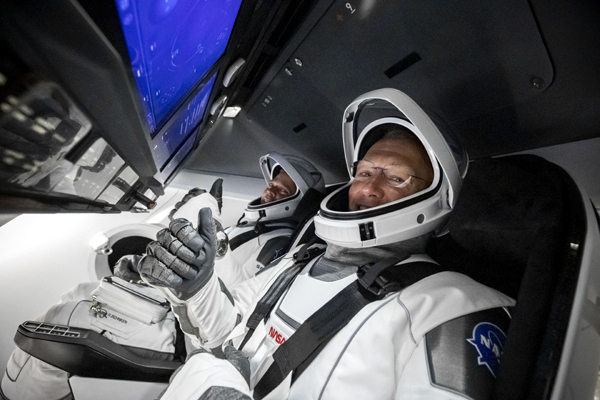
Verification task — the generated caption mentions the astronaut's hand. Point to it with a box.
[138,207,217,300]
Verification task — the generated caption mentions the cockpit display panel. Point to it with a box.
[115,0,243,136]
[152,73,216,171]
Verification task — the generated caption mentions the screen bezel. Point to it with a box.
[154,71,218,173]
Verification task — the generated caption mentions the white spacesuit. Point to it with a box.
[139,88,516,400]
[0,256,180,400]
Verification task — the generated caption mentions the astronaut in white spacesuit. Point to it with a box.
[138,88,516,400]
[216,153,327,289]
[0,255,182,400]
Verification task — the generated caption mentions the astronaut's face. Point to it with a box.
[348,137,434,211]
[261,170,297,204]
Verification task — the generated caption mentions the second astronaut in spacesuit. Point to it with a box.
[217,153,326,289]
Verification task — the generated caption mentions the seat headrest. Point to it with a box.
[428,154,567,298]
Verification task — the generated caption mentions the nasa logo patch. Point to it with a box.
[467,322,507,378]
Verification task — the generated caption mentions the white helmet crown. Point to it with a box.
[314,88,468,248]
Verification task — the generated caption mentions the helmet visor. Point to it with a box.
[344,112,440,213]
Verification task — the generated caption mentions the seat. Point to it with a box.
[427,154,600,399]
[14,321,182,382]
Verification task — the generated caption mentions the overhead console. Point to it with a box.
[0,0,246,213]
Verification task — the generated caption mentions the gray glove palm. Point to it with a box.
[138,207,217,300]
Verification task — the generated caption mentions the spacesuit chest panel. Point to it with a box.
[265,260,357,346]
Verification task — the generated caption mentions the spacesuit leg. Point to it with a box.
[1,347,71,400]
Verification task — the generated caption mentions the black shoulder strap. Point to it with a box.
[252,259,442,399]
[229,223,295,251]
[255,236,291,267]
[238,241,325,351]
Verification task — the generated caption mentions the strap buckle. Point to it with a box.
[293,247,320,262]
[292,240,323,263]
[357,263,401,297]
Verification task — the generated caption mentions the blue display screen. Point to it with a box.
[159,123,199,181]
[115,0,243,135]
[152,73,216,169]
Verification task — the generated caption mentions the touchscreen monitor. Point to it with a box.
[115,0,243,135]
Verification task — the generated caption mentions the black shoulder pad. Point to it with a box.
[229,224,292,252]
[228,226,258,251]
[425,307,511,399]
[256,236,290,266]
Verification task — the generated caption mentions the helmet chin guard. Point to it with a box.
[244,153,325,223]
[314,88,468,248]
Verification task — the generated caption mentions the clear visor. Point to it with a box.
[262,166,299,203]
[258,154,304,205]
[348,99,440,204]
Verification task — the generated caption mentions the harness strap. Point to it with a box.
[252,259,442,399]
[237,213,246,227]
[254,211,266,234]
[357,255,408,296]
[238,241,325,351]
[229,223,295,251]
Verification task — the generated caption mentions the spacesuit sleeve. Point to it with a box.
[169,272,239,348]
[159,350,252,400]
[170,262,275,349]
[394,272,515,399]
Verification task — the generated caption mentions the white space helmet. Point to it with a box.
[314,88,468,248]
[245,153,326,222]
